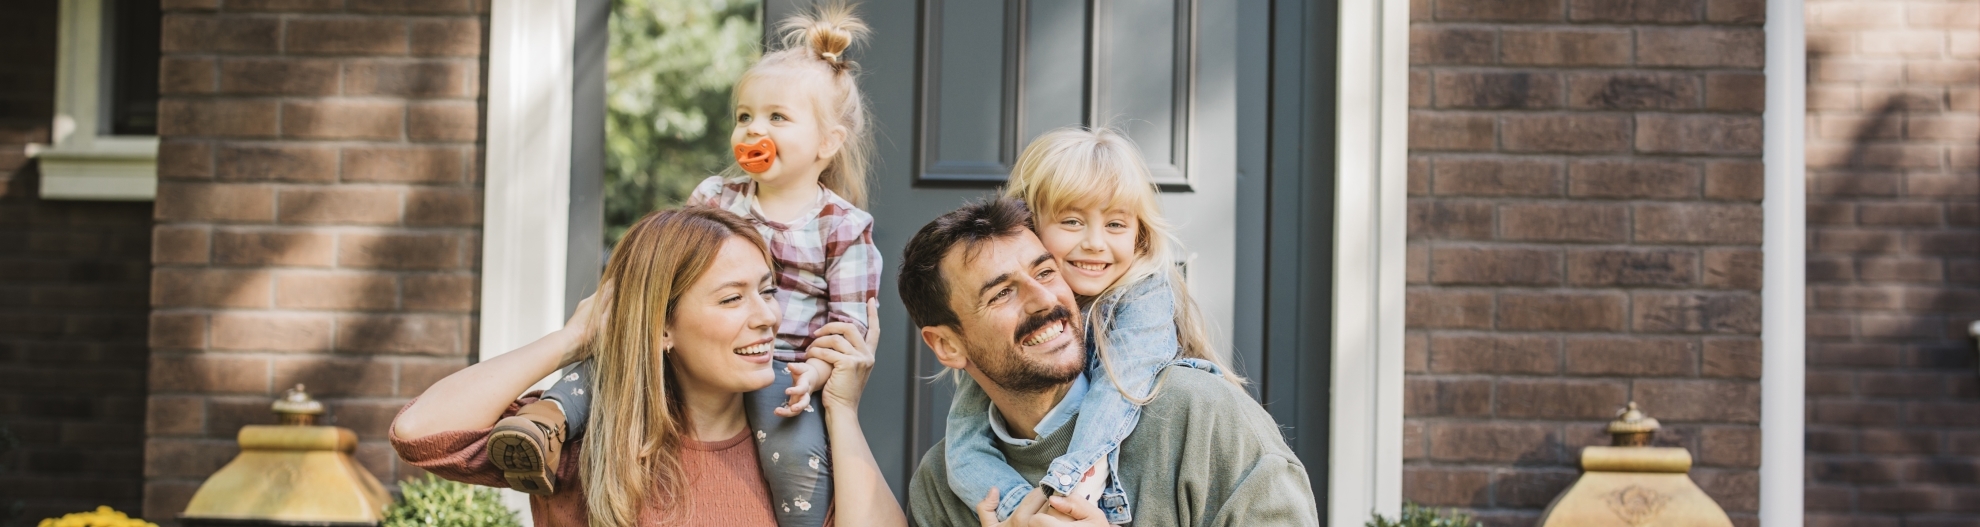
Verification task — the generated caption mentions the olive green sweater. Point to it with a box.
[907,367,1320,526]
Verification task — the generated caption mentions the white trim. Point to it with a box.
[1329,0,1409,522]
[34,0,158,201]
[481,1,577,520]
[1760,0,1806,524]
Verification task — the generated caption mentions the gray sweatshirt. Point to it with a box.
[908,367,1321,526]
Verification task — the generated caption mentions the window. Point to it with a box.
[32,0,161,201]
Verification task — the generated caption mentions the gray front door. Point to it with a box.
[762,0,1241,491]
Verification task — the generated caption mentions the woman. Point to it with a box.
[390,207,905,526]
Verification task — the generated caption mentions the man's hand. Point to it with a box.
[973,486,1107,527]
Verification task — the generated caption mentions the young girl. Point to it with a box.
[946,127,1245,524]
[488,7,879,527]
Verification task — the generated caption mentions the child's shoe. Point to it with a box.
[488,400,567,495]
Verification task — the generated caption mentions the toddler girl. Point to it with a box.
[488,7,879,527]
[948,127,1244,524]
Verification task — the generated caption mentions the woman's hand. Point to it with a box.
[806,298,880,412]
[555,282,612,365]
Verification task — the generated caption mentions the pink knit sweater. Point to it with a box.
[390,397,782,527]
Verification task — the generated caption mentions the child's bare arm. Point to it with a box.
[776,356,837,416]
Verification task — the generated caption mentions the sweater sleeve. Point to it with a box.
[388,395,541,489]
[1208,453,1321,527]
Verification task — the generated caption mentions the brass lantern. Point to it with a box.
[180,385,392,526]
[1537,402,1734,527]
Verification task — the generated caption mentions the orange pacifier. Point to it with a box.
[734,138,778,173]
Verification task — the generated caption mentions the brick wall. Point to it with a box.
[146,0,486,519]
[1803,1,1980,524]
[0,2,154,519]
[1404,0,1767,524]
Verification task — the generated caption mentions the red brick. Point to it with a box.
[151,269,273,308]
[402,274,476,312]
[1902,288,1980,311]
[218,59,340,96]
[1498,379,1628,419]
[335,314,465,355]
[1565,336,1697,376]
[1704,161,1764,201]
[1809,172,1900,197]
[1810,3,1905,28]
[1636,379,1760,423]
[282,101,405,141]
[1635,203,1764,244]
[1503,114,1631,153]
[1404,332,1427,372]
[1908,116,1980,140]
[1632,292,1761,334]
[149,312,208,350]
[1434,71,1561,109]
[1406,378,1491,417]
[398,359,467,397]
[1409,71,1430,108]
[349,0,479,13]
[145,438,240,478]
[1956,88,1980,111]
[408,102,480,142]
[1406,289,1494,329]
[342,146,466,183]
[1909,3,1980,29]
[1403,467,1492,507]
[1859,371,1947,398]
[1909,231,1980,255]
[1501,203,1627,242]
[1693,469,1759,512]
[1702,248,1766,291]
[275,271,399,311]
[1636,114,1763,155]
[1430,158,1562,196]
[1860,88,1947,112]
[1815,115,1900,141]
[1408,200,1493,240]
[1860,314,1948,339]
[159,141,216,180]
[1701,338,1760,379]
[1428,334,1558,374]
[405,188,481,227]
[162,0,219,9]
[161,14,279,53]
[1501,29,1632,66]
[337,232,464,270]
[1907,61,1980,85]
[215,144,339,183]
[1905,173,1979,197]
[1428,422,1561,463]
[1808,202,1854,226]
[1810,285,1902,310]
[158,100,280,138]
[147,397,206,436]
[345,60,477,98]
[154,225,211,265]
[1806,256,1854,282]
[160,57,217,95]
[1706,0,1764,23]
[1859,30,1945,57]
[1407,245,1428,284]
[1409,113,1495,151]
[1430,247,1560,285]
[209,313,333,352]
[1812,400,1904,426]
[1568,249,1697,287]
[1567,0,1699,21]
[285,18,409,55]
[1813,229,1903,253]
[1568,160,1699,199]
[1499,292,1626,331]
[1567,72,1700,110]
[1434,0,1561,21]
[1410,28,1497,65]
[1808,85,1860,110]
[150,354,270,395]
[1859,203,1943,227]
[212,228,335,266]
[1705,72,1766,111]
[410,19,484,57]
[269,357,398,398]
[226,0,343,10]
[276,187,404,226]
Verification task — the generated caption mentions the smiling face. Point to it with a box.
[1036,201,1140,297]
[661,237,783,396]
[924,230,1086,394]
[731,69,844,189]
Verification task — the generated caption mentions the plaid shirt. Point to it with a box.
[689,176,881,355]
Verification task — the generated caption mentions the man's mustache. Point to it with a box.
[1012,305,1074,345]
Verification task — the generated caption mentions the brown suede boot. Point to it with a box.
[488,400,567,495]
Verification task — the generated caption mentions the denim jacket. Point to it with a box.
[943,272,1220,524]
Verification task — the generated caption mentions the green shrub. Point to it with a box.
[382,475,521,527]
[1367,503,1481,527]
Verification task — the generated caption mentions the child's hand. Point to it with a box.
[777,358,834,417]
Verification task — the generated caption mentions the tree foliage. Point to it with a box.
[605,0,763,245]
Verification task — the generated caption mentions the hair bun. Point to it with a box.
[779,2,869,71]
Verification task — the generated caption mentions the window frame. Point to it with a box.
[32,0,159,201]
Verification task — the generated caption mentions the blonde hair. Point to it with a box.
[581,207,773,527]
[731,2,874,208]
[1003,127,1246,397]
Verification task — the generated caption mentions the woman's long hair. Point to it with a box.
[580,207,772,527]
[1003,127,1246,402]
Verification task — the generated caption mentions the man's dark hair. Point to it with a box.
[897,197,1035,329]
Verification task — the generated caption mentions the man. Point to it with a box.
[899,198,1318,526]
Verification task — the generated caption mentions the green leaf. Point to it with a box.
[382,475,522,527]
